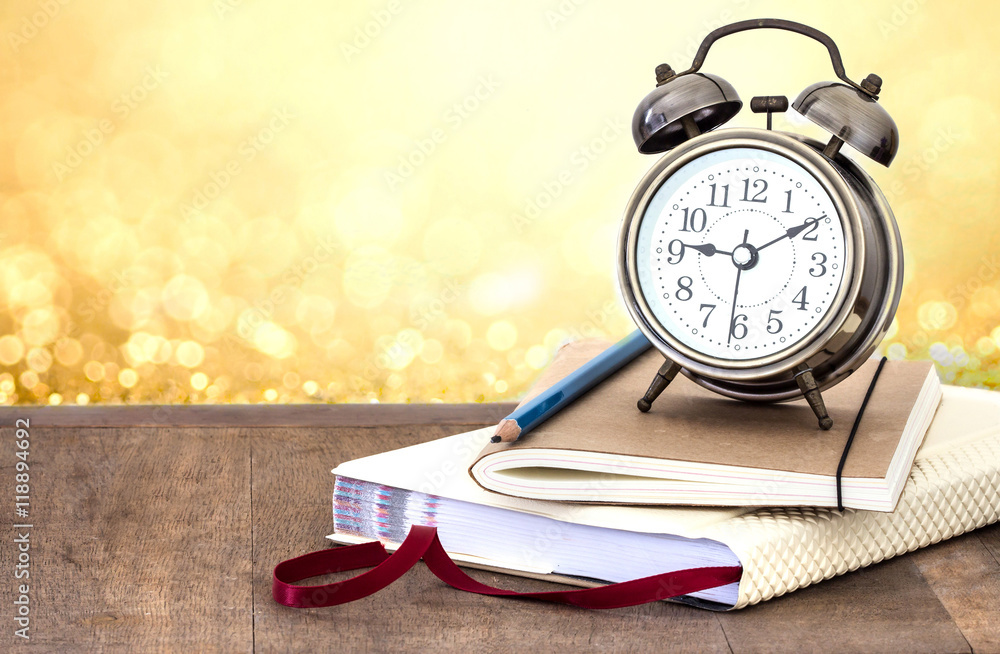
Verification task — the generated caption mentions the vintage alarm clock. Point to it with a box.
[617,19,902,430]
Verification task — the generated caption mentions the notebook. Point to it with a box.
[469,342,940,511]
[330,383,1000,609]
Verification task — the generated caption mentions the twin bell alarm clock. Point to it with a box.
[617,19,902,430]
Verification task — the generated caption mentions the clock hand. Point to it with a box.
[726,229,749,345]
[756,215,826,252]
[684,243,733,257]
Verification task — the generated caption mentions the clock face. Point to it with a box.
[634,146,847,362]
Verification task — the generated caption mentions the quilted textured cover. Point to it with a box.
[704,430,1000,609]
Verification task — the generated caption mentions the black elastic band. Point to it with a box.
[836,356,888,511]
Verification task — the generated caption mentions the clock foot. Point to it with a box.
[795,367,833,430]
[637,359,682,412]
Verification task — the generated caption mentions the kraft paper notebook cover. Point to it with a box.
[329,384,1000,610]
[470,341,940,511]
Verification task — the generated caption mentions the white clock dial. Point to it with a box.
[635,147,846,361]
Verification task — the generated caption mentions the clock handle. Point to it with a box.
[671,18,877,99]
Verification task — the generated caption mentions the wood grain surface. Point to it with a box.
[0,405,997,653]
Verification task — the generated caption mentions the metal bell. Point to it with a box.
[632,68,742,154]
[792,80,899,166]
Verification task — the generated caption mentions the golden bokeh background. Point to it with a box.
[0,0,998,405]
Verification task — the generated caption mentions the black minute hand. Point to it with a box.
[756,215,826,252]
[726,229,749,345]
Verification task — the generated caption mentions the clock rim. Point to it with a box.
[618,128,865,382]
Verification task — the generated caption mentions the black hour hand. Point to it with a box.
[686,243,732,257]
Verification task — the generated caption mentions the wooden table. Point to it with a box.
[1,404,998,653]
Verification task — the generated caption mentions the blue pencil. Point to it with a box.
[490,329,652,443]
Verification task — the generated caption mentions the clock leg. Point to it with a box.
[637,358,682,412]
[794,367,834,430]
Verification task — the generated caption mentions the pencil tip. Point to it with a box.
[493,419,522,443]
[490,436,500,443]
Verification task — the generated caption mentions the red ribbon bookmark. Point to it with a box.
[273,525,742,609]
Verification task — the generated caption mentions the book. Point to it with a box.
[470,341,940,511]
[330,383,1000,609]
